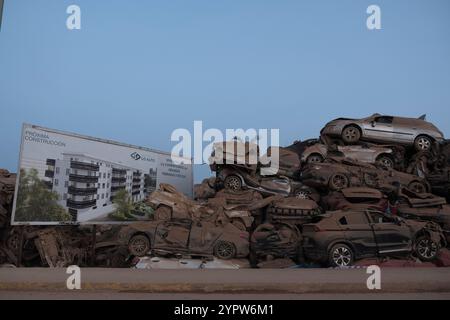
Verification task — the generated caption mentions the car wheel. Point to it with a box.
[329,244,354,267]
[213,240,236,260]
[6,232,20,252]
[128,234,151,257]
[224,175,242,191]
[415,236,439,261]
[414,136,432,151]
[329,173,349,190]
[295,190,311,199]
[376,155,394,169]
[154,205,172,221]
[306,153,324,164]
[341,126,361,144]
[408,181,427,194]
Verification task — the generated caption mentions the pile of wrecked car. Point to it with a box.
[2,113,450,269]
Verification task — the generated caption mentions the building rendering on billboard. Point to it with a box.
[12,124,193,225]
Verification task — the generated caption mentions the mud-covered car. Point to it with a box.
[300,158,429,193]
[396,188,450,243]
[301,142,403,169]
[118,219,249,259]
[302,209,446,267]
[216,166,318,200]
[321,187,387,211]
[147,184,254,231]
[250,223,302,264]
[320,113,444,151]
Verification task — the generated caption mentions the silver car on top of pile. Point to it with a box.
[321,113,444,151]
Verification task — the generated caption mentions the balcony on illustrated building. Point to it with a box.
[69,174,99,183]
[68,186,98,196]
[43,180,53,189]
[66,199,97,209]
[112,168,127,175]
[111,185,126,192]
[45,170,55,178]
[70,161,100,171]
[112,177,127,183]
[132,190,141,196]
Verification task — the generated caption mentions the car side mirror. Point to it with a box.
[371,121,376,127]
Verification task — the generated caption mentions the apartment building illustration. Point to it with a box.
[44,153,156,222]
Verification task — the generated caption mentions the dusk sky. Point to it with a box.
[1,0,449,182]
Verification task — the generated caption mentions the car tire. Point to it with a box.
[6,232,20,253]
[306,153,324,164]
[414,236,439,262]
[408,181,427,194]
[341,125,361,144]
[128,234,151,257]
[329,173,349,190]
[224,175,243,191]
[376,154,394,169]
[213,240,236,260]
[154,205,172,221]
[414,136,432,151]
[328,243,354,267]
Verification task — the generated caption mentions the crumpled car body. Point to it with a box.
[321,187,387,211]
[396,188,450,243]
[320,113,444,151]
[250,223,301,262]
[216,166,317,199]
[0,170,16,228]
[117,219,249,260]
[147,184,255,230]
[302,208,446,267]
[301,142,402,169]
[301,158,429,193]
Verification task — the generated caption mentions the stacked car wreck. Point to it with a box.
[2,113,450,268]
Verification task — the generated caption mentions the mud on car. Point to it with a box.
[302,209,446,267]
[300,157,429,193]
[118,219,250,260]
[301,141,404,170]
[250,222,302,265]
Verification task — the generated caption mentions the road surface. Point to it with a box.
[1,267,450,299]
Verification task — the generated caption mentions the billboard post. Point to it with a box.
[11,124,193,225]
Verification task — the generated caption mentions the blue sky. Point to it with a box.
[1,0,449,182]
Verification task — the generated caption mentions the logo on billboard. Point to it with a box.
[130,152,141,160]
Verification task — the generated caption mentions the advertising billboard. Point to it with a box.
[11,124,193,225]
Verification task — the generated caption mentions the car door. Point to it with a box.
[153,220,191,252]
[367,210,413,254]
[363,116,395,143]
[391,117,416,143]
[338,211,378,257]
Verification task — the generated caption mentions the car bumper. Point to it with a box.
[321,125,341,136]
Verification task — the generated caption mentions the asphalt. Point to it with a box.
[1,267,450,294]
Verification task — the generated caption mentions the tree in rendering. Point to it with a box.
[15,168,71,222]
[111,189,135,221]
